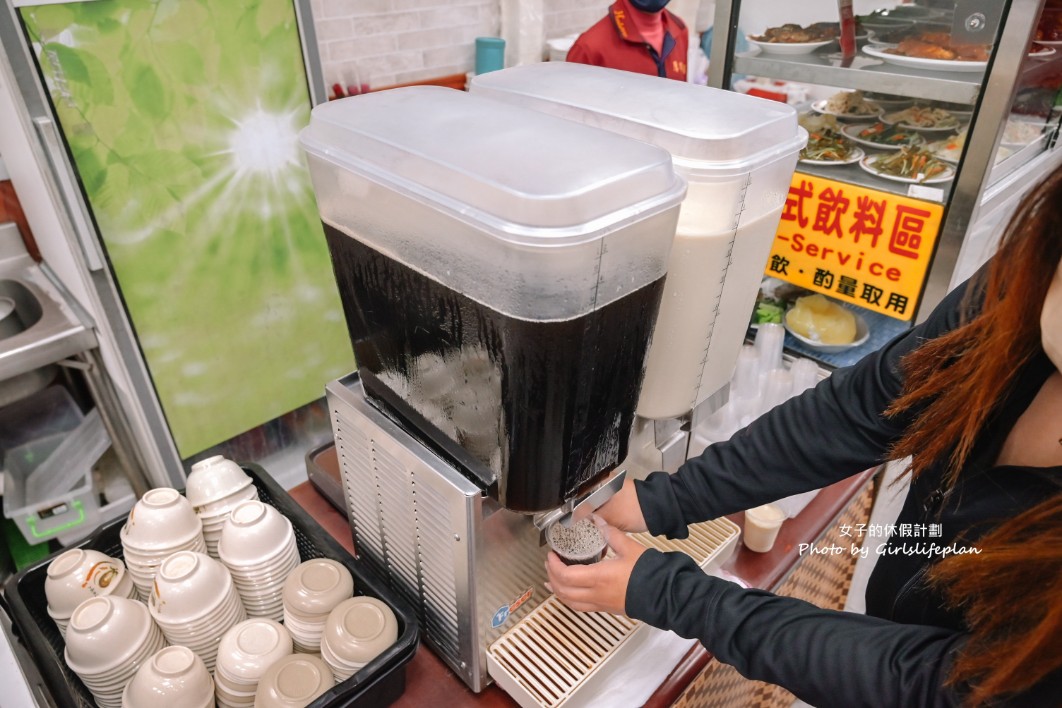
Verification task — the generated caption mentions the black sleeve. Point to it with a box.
[627,550,967,708]
[636,276,978,539]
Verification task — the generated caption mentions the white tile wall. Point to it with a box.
[543,1,610,41]
[313,0,500,92]
[310,0,612,93]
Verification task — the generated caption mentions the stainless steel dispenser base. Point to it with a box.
[326,373,551,692]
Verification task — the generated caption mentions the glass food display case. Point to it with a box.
[706,0,1062,368]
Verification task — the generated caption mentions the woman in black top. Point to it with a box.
[545,169,1062,706]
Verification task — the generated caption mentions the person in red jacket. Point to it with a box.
[566,0,688,81]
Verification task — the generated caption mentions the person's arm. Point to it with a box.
[637,277,978,538]
[629,550,968,708]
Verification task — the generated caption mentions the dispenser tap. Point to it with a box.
[532,469,628,544]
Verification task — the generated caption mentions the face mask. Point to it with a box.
[629,0,671,13]
[1042,258,1062,371]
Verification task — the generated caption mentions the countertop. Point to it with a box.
[0,465,874,708]
[289,468,877,707]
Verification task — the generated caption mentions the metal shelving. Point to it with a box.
[733,51,983,104]
[709,0,1052,323]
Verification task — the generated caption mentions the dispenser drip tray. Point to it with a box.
[488,517,740,707]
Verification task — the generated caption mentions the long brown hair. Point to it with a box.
[886,167,1062,704]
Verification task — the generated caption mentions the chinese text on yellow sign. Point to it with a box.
[766,172,944,321]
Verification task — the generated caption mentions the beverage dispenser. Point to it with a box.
[300,87,686,690]
[470,63,806,469]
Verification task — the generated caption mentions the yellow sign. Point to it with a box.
[765,172,944,321]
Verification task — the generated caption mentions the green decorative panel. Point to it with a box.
[22,0,353,457]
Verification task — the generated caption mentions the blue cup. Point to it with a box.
[475,37,506,75]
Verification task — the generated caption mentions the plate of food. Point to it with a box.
[926,137,963,163]
[801,144,865,166]
[751,297,786,328]
[750,278,806,329]
[811,90,883,120]
[926,101,973,119]
[747,22,839,54]
[1029,45,1058,60]
[747,36,834,54]
[859,17,914,33]
[862,92,914,111]
[865,26,917,46]
[859,149,955,184]
[784,294,870,353]
[882,106,964,132]
[926,131,1013,165]
[841,122,925,151]
[798,114,864,165]
[862,44,988,72]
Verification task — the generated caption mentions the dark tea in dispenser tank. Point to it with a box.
[301,88,686,512]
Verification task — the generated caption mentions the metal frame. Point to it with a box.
[707,0,1052,322]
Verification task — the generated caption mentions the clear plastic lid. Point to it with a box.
[299,86,685,242]
[470,62,805,176]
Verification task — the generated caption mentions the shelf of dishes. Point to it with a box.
[732,7,1022,106]
[734,51,981,105]
[790,90,1058,199]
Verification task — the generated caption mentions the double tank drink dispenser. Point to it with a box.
[471,63,808,471]
[300,67,804,693]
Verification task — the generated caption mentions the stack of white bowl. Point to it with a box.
[282,559,355,653]
[121,646,214,708]
[254,654,334,708]
[213,618,293,708]
[64,596,166,708]
[319,596,398,684]
[147,551,246,673]
[218,500,300,623]
[45,548,137,637]
[185,455,259,559]
[121,488,206,601]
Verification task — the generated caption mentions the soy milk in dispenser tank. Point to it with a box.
[300,87,685,513]
[471,63,806,423]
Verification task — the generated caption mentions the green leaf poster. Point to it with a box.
[22,0,353,457]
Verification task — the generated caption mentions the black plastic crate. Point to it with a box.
[2,463,419,708]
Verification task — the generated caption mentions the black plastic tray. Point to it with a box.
[2,463,419,708]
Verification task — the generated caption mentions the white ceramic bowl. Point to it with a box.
[64,597,160,675]
[157,592,244,636]
[196,484,259,518]
[214,669,260,708]
[227,544,299,575]
[121,646,214,708]
[218,501,296,567]
[79,628,166,708]
[186,456,254,508]
[148,551,234,623]
[215,618,293,685]
[226,545,299,575]
[283,559,354,620]
[122,489,203,551]
[60,571,138,630]
[46,549,129,618]
[321,597,398,670]
[254,655,333,708]
[747,36,834,55]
